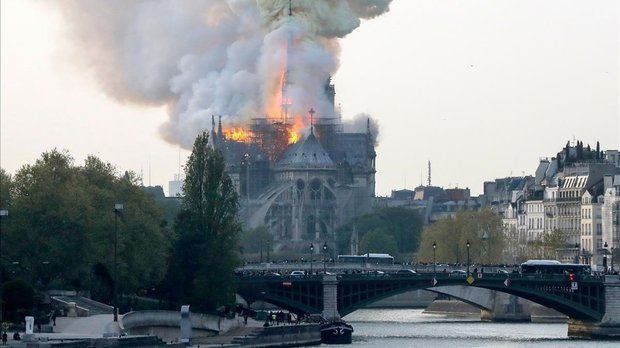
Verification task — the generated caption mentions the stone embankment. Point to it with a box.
[424,299,567,322]
[423,299,480,316]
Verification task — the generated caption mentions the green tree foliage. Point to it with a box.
[241,225,273,254]
[538,229,566,260]
[0,150,171,303]
[418,208,505,264]
[336,207,423,256]
[164,132,241,312]
[0,168,11,209]
[359,228,398,255]
[1,279,34,321]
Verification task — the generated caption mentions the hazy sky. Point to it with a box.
[1,0,618,196]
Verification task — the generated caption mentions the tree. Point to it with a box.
[1,279,34,322]
[241,226,273,255]
[0,168,11,209]
[540,229,566,259]
[503,225,521,264]
[359,228,398,255]
[585,144,592,160]
[336,207,423,257]
[1,150,171,305]
[417,209,505,264]
[164,132,241,312]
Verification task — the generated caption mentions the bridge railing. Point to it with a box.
[237,263,517,274]
[237,272,604,283]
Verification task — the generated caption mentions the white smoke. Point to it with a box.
[52,0,392,148]
[343,113,380,146]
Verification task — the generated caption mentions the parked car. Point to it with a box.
[290,270,305,277]
[450,270,467,277]
[396,269,418,276]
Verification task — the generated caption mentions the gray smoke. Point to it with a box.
[52,0,391,148]
[343,113,380,146]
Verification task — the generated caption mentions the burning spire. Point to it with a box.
[280,0,294,123]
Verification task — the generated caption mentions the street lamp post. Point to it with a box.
[574,243,580,264]
[0,209,7,323]
[603,242,609,273]
[612,246,615,273]
[582,248,587,266]
[466,240,471,276]
[113,203,123,322]
[432,241,437,277]
[323,242,328,273]
[309,243,314,274]
[481,231,489,265]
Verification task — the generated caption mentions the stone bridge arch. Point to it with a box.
[336,276,604,321]
[237,274,607,322]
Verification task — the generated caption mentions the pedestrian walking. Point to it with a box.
[2,332,8,345]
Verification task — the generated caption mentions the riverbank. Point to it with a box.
[423,299,567,323]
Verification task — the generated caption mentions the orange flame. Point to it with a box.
[288,115,306,144]
[288,131,298,144]
[223,128,252,142]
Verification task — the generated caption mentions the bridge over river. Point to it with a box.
[236,272,620,339]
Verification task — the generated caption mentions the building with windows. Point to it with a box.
[525,198,545,243]
[580,189,603,269]
[602,174,620,266]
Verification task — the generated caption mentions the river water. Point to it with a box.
[326,309,616,347]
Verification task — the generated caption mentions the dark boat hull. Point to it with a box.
[320,321,353,344]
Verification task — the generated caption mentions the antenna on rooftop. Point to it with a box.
[427,160,432,186]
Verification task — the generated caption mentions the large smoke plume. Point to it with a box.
[53,0,391,148]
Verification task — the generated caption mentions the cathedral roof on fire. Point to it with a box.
[276,131,335,170]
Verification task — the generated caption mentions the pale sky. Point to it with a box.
[1,0,619,196]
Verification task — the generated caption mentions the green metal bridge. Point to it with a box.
[237,272,607,321]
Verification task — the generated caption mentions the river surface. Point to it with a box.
[324,309,616,347]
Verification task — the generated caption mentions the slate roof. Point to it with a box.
[276,132,335,170]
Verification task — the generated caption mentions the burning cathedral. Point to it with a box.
[187,1,385,254]
[211,77,376,253]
